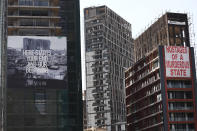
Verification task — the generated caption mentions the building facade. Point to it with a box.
[125,12,197,131]
[8,0,61,36]
[125,46,197,131]
[134,12,190,61]
[85,127,107,131]
[83,90,88,130]
[84,6,134,131]
[7,0,82,131]
[0,0,7,131]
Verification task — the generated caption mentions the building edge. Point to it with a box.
[158,46,168,131]
[0,0,7,131]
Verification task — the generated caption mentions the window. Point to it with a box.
[19,10,32,16]
[152,60,159,69]
[168,25,186,46]
[35,19,49,26]
[34,0,49,6]
[32,10,48,16]
[168,91,193,99]
[20,19,33,26]
[19,19,49,27]
[170,124,195,131]
[167,80,192,88]
[19,9,49,16]
[19,0,33,6]
[157,94,162,101]
[18,0,49,6]
[168,102,193,110]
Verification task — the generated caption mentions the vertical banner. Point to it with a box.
[165,46,190,78]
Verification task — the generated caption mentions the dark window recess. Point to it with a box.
[167,80,192,88]
[168,91,193,99]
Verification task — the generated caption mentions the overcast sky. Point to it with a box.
[80,0,197,38]
[80,0,197,90]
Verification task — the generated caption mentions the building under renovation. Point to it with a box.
[84,6,134,131]
[134,12,190,61]
[126,46,197,131]
[125,12,197,131]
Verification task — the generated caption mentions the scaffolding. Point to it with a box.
[188,12,197,76]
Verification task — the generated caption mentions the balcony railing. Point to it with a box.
[8,15,60,19]
[8,1,59,7]
[8,25,61,30]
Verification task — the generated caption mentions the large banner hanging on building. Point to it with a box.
[7,36,67,82]
[165,46,190,78]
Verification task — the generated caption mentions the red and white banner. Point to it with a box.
[165,46,190,78]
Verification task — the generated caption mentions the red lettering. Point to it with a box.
[172,54,177,60]
[166,46,187,54]
[170,69,187,77]
[181,69,185,76]
[180,54,183,60]
[166,61,190,69]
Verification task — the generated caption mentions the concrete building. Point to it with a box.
[7,0,82,131]
[0,0,7,131]
[8,0,61,36]
[135,12,190,61]
[125,12,197,131]
[83,90,88,130]
[125,46,197,131]
[84,6,134,131]
[85,127,107,131]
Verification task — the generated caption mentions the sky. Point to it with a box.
[80,0,197,90]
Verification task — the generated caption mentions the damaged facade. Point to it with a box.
[84,6,134,131]
[126,12,197,131]
[134,12,190,61]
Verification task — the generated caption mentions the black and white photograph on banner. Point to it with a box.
[7,36,67,80]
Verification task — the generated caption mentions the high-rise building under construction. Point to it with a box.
[126,12,197,131]
[134,12,190,61]
[84,6,134,131]
[7,0,82,131]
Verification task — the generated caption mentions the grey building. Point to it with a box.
[84,6,134,131]
[0,0,7,130]
[83,90,88,130]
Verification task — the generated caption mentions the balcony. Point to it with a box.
[8,25,61,30]
[8,0,59,9]
[128,99,162,115]
[8,5,60,12]
[8,15,60,19]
